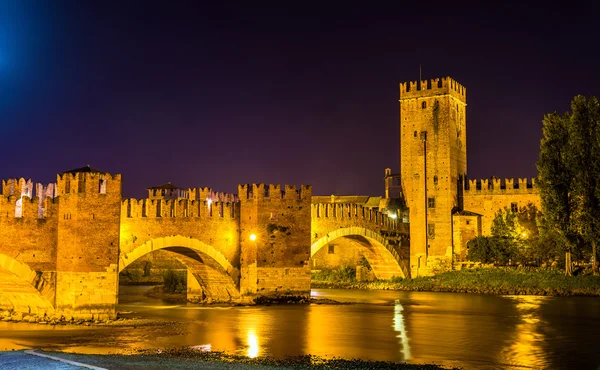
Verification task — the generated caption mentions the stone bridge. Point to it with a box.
[0,168,407,320]
[310,203,409,279]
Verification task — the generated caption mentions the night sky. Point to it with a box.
[2,2,599,198]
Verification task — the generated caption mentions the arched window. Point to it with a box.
[15,198,23,218]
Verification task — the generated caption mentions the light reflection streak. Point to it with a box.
[394,299,411,361]
[500,295,549,369]
[247,330,259,358]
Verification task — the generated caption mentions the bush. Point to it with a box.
[311,266,356,283]
[390,275,404,284]
[162,269,187,293]
[143,261,152,277]
[121,268,142,282]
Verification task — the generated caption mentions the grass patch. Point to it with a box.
[313,267,600,296]
[311,267,356,284]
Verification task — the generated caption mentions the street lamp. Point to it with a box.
[249,233,257,241]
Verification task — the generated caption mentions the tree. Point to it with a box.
[568,96,600,275]
[537,110,577,275]
[466,236,497,264]
[491,204,540,265]
[537,96,600,275]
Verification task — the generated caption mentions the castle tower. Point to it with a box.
[55,165,122,319]
[399,77,467,276]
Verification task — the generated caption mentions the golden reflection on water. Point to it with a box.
[247,329,259,358]
[237,309,263,358]
[500,295,549,369]
[393,300,411,361]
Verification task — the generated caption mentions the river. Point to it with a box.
[1,286,599,369]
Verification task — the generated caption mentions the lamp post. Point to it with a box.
[421,131,428,264]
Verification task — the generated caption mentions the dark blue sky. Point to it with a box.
[1,2,599,198]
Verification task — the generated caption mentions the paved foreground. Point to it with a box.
[0,349,453,369]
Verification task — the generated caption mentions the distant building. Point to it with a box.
[147,183,189,200]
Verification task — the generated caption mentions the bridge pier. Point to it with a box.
[239,184,312,299]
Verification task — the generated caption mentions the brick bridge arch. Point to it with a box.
[311,227,408,279]
[0,254,55,314]
[118,235,241,302]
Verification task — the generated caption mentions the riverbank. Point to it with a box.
[312,268,600,296]
[1,349,456,369]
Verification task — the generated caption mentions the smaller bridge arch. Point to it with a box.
[311,227,408,279]
[119,235,240,284]
[0,254,55,314]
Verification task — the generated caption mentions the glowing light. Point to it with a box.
[207,198,212,207]
[247,331,259,358]
[389,213,398,219]
[190,344,212,352]
[394,299,411,361]
[249,234,257,241]
[521,232,527,238]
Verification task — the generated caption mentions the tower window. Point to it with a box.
[427,223,435,239]
[433,175,438,185]
[99,178,107,194]
[414,131,417,138]
[511,202,518,213]
[328,245,335,254]
[428,197,436,208]
[422,101,427,109]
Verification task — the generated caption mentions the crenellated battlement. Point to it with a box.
[399,76,466,102]
[2,178,32,197]
[1,178,58,218]
[122,197,239,219]
[1,178,56,199]
[463,177,538,194]
[56,172,121,196]
[311,202,399,231]
[238,184,312,200]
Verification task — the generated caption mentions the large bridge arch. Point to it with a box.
[0,254,55,314]
[311,227,408,279]
[118,235,241,302]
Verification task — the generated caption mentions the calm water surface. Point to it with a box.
[1,286,600,369]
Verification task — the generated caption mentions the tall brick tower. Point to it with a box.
[55,166,122,319]
[399,77,467,276]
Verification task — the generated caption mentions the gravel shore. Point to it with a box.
[20,348,456,369]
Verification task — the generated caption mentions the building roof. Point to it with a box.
[453,210,482,217]
[146,182,183,190]
[61,165,107,174]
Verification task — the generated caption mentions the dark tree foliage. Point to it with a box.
[537,96,600,275]
[569,96,600,275]
[467,203,542,266]
[466,236,513,265]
